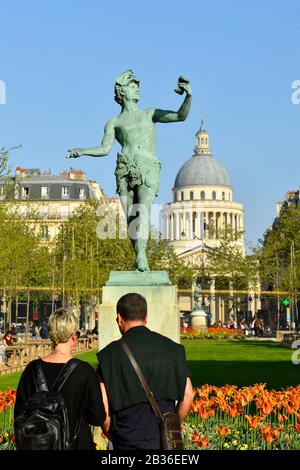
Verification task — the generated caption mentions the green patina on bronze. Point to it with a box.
[67,70,192,272]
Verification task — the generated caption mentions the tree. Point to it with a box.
[258,206,300,327]
[0,202,52,328]
[205,230,258,289]
[52,199,135,325]
[0,144,22,199]
[147,238,196,287]
[203,229,259,321]
[0,144,21,176]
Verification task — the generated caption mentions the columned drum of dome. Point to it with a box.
[162,121,245,324]
[163,121,244,250]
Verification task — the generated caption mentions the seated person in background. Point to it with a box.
[3,330,14,347]
[3,330,14,360]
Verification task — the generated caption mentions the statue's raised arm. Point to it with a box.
[152,76,192,124]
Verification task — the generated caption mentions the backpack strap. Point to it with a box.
[51,358,81,392]
[33,359,49,392]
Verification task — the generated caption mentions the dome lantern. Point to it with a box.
[173,121,231,189]
[194,119,212,156]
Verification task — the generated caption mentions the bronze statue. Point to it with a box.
[67,70,192,271]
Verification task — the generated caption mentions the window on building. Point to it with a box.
[212,191,216,200]
[205,138,208,144]
[201,191,205,200]
[41,225,49,240]
[222,191,225,201]
[61,205,69,218]
[62,186,69,198]
[21,187,29,199]
[181,191,184,201]
[190,191,194,200]
[174,192,177,202]
[41,186,49,198]
[201,138,204,144]
[79,188,85,199]
[40,206,49,219]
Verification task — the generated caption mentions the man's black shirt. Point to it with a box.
[97,326,189,450]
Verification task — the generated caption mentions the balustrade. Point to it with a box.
[0,336,99,374]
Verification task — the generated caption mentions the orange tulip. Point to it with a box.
[192,433,209,448]
[277,413,288,422]
[271,427,283,438]
[227,406,240,418]
[245,415,262,429]
[198,408,209,420]
[197,435,209,448]
[262,432,273,443]
[259,424,274,443]
[285,404,296,415]
[294,424,300,433]
[217,425,232,436]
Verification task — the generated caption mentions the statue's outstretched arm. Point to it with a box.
[152,80,192,124]
[67,120,115,159]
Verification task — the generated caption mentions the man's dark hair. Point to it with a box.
[116,293,147,321]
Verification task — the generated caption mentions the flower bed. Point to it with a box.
[181,327,245,340]
[183,384,300,450]
[0,388,16,450]
[2,384,300,450]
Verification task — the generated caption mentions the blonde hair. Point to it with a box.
[48,308,77,346]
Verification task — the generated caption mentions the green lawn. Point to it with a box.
[184,339,299,390]
[0,340,299,391]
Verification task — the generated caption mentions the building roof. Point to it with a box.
[17,175,89,185]
[174,154,231,189]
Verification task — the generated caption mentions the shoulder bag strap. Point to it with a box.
[119,338,164,423]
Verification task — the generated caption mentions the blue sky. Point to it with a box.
[1,0,300,247]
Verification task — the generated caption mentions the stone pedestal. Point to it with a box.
[99,271,180,350]
[190,308,207,330]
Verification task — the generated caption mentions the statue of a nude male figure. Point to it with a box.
[67,70,192,271]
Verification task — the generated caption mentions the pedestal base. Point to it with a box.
[190,308,207,330]
[99,271,180,349]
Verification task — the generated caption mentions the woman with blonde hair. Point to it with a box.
[14,308,106,450]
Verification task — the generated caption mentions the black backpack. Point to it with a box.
[15,358,81,450]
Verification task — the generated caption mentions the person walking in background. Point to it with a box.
[14,308,106,450]
[97,293,194,450]
[11,323,17,336]
[39,321,49,339]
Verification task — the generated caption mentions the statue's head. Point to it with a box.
[114,69,140,106]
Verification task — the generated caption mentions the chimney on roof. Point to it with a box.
[60,167,86,181]
[15,167,27,179]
